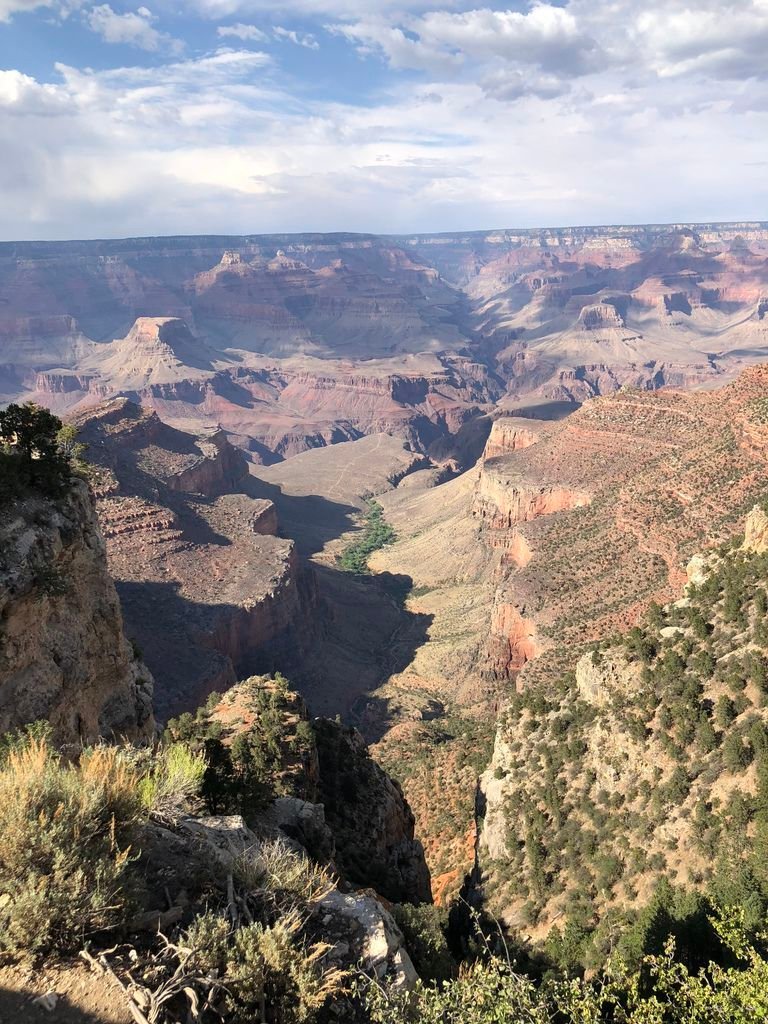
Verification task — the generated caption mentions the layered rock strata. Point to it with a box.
[70,399,316,719]
[0,480,154,744]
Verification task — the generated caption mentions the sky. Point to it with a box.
[0,0,767,240]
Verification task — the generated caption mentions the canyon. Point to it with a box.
[6,222,768,971]
[68,397,316,720]
[2,222,768,470]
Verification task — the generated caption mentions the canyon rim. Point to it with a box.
[6,0,768,1018]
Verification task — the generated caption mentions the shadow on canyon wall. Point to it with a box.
[504,399,582,420]
[243,475,359,556]
[120,486,433,732]
[303,564,433,729]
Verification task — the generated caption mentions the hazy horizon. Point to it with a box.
[2,217,768,247]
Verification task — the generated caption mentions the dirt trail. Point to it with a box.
[0,961,131,1024]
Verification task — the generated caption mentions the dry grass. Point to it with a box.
[234,839,335,907]
[0,735,145,957]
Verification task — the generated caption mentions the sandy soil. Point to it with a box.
[0,960,132,1024]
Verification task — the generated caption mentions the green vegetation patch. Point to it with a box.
[0,713,345,1022]
[361,907,768,1023]
[338,499,396,573]
[486,524,768,975]
[166,675,316,818]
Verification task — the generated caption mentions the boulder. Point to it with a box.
[317,889,418,989]
[263,797,336,863]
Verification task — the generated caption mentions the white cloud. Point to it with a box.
[217,21,267,41]
[419,5,599,74]
[334,3,600,83]
[214,14,321,49]
[480,68,571,102]
[188,0,449,15]
[2,38,768,243]
[0,68,70,112]
[332,19,462,75]
[632,2,768,79]
[3,1,768,238]
[0,0,48,18]
[85,4,183,53]
[0,0,83,20]
[336,1,768,89]
[273,25,318,48]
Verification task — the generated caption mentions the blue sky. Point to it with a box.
[1,0,767,240]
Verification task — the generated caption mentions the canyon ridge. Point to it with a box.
[5,222,768,1020]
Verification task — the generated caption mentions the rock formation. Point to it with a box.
[181,676,432,907]
[577,302,626,330]
[574,648,644,707]
[5,222,768,465]
[743,503,768,553]
[485,598,539,680]
[70,399,316,719]
[473,467,591,530]
[140,811,419,992]
[0,479,154,744]
[313,718,432,904]
[482,416,542,459]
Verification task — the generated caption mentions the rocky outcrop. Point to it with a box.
[478,731,515,863]
[200,543,314,681]
[575,648,643,707]
[686,552,710,587]
[313,718,432,904]
[92,317,217,388]
[0,480,154,744]
[318,889,418,987]
[188,678,431,912]
[164,428,249,497]
[485,598,539,681]
[116,514,316,720]
[140,813,418,991]
[578,302,626,329]
[34,371,96,394]
[483,417,542,459]
[474,464,591,530]
[506,530,533,567]
[246,499,279,536]
[264,797,336,864]
[743,504,768,553]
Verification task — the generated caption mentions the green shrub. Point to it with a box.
[179,842,344,1023]
[392,903,455,983]
[0,734,144,955]
[234,839,335,908]
[0,402,83,504]
[167,680,309,817]
[228,912,346,1024]
[137,741,207,814]
[362,911,768,1023]
[183,909,346,1024]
